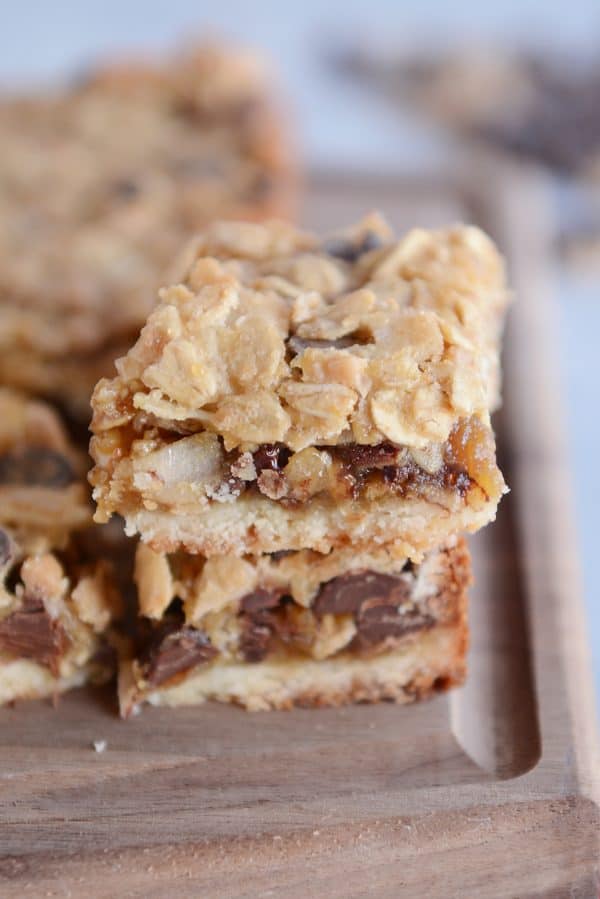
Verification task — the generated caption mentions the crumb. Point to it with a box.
[93,739,107,753]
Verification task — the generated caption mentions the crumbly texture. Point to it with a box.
[0,527,119,704]
[119,538,470,714]
[0,388,90,551]
[0,43,294,411]
[135,537,464,620]
[90,216,508,557]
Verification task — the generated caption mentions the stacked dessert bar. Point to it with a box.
[0,43,294,418]
[89,214,509,714]
[0,389,120,703]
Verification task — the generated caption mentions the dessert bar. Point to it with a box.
[91,215,509,560]
[119,538,470,714]
[0,526,118,704]
[0,390,121,703]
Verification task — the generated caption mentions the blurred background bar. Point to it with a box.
[2,0,598,701]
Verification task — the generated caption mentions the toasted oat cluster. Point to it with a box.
[0,43,294,413]
[90,216,509,558]
[119,538,470,714]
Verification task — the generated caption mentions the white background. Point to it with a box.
[2,0,599,706]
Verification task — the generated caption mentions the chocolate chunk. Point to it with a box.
[476,63,600,173]
[0,597,68,674]
[313,570,411,618]
[239,588,283,614]
[335,443,401,470]
[286,336,357,356]
[238,592,292,662]
[0,447,76,488]
[239,618,273,663]
[140,623,217,687]
[322,230,384,263]
[252,444,291,473]
[354,604,433,648]
[0,529,12,567]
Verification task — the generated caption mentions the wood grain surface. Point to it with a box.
[0,168,598,898]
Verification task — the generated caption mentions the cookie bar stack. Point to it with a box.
[0,389,120,703]
[89,215,509,715]
[0,43,294,418]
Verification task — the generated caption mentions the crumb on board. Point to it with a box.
[92,739,107,753]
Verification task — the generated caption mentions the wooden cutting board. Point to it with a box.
[1,166,598,899]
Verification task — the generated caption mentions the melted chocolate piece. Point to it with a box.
[0,447,76,488]
[238,592,294,662]
[252,444,291,473]
[243,440,471,503]
[239,618,273,663]
[0,597,68,674]
[322,230,384,262]
[354,604,433,648]
[0,529,12,567]
[239,588,283,614]
[313,570,411,618]
[335,443,401,470]
[140,623,217,687]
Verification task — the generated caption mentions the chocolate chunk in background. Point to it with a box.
[0,447,76,488]
[322,229,384,262]
[140,623,217,687]
[0,597,68,674]
[313,570,411,618]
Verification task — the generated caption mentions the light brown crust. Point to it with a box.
[119,620,468,715]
